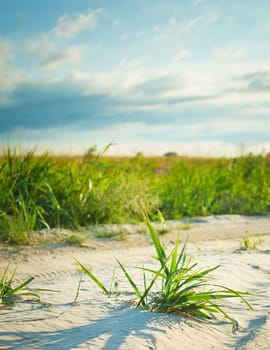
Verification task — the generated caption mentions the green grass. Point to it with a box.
[159,153,270,218]
[0,264,40,304]
[240,234,263,251]
[0,264,59,306]
[93,229,128,240]
[76,217,255,326]
[0,146,269,244]
[0,146,159,244]
[63,233,86,246]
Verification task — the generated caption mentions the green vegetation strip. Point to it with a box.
[0,146,269,244]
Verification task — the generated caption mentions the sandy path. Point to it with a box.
[0,215,270,350]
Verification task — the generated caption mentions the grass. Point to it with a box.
[0,264,40,304]
[240,234,263,251]
[63,233,86,246]
[76,217,255,326]
[0,146,269,245]
[0,146,159,244]
[0,264,59,307]
[92,228,128,240]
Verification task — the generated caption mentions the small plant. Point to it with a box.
[0,212,31,245]
[241,234,262,251]
[94,229,128,240]
[0,264,39,304]
[64,233,85,246]
[77,217,254,326]
[75,261,119,296]
[0,264,58,306]
[157,226,170,235]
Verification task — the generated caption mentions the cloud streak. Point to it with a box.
[53,8,103,39]
[0,37,14,67]
[40,46,86,69]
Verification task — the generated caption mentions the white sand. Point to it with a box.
[0,215,270,349]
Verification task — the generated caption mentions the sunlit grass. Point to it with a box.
[0,146,269,245]
[240,234,263,251]
[0,264,38,304]
[0,264,58,306]
[76,217,255,326]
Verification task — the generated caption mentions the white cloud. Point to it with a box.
[0,69,22,107]
[243,105,270,115]
[0,37,14,68]
[209,118,270,135]
[157,17,198,39]
[119,56,144,69]
[121,33,129,41]
[41,46,86,69]
[53,8,103,39]
[169,18,177,26]
[192,0,204,6]
[173,50,192,63]
[12,127,270,157]
[25,35,55,57]
[24,8,103,67]
[156,12,218,44]
[203,12,219,26]
[113,19,120,27]
[0,37,22,106]
[175,18,200,36]
[71,69,148,96]
[66,60,269,116]
[213,45,248,60]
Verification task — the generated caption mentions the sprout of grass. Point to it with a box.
[0,264,58,306]
[77,216,255,326]
[241,234,262,251]
[0,264,39,304]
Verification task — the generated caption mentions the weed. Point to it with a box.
[0,212,30,245]
[64,233,85,246]
[77,217,254,326]
[75,260,111,296]
[93,229,128,240]
[0,264,59,306]
[0,264,39,304]
[157,227,170,235]
[241,234,262,251]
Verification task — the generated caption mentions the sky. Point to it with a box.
[0,0,270,157]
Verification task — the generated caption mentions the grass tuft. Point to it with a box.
[0,264,59,306]
[240,234,262,251]
[64,233,85,246]
[77,216,255,325]
[0,264,39,304]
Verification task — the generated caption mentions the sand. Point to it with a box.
[0,215,270,350]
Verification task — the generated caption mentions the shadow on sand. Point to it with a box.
[0,304,184,349]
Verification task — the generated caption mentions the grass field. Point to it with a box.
[0,146,269,244]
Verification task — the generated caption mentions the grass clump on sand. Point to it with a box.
[0,264,40,305]
[0,264,58,306]
[63,233,86,246]
[76,217,254,327]
[240,234,262,251]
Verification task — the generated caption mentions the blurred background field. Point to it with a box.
[0,146,269,244]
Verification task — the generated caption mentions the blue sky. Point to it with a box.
[0,0,270,156]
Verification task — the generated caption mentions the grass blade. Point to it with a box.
[117,259,142,300]
[75,259,110,296]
